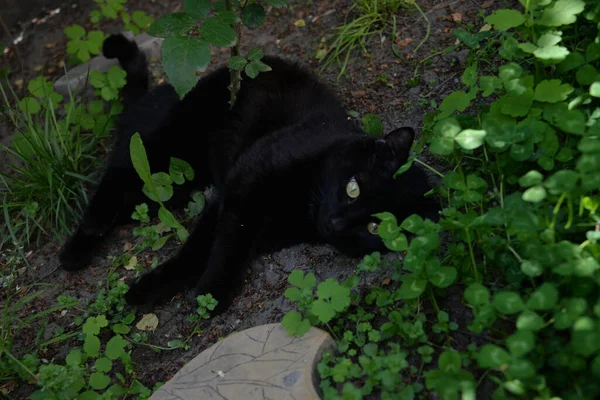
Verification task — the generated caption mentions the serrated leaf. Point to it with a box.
[148,13,196,37]
[282,311,311,336]
[485,9,525,30]
[534,79,574,103]
[184,0,210,19]
[228,55,247,70]
[200,17,237,47]
[64,24,85,40]
[242,4,265,28]
[245,59,272,78]
[162,36,210,98]
[248,47,263,60]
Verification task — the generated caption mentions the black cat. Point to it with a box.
[59,34,438,312]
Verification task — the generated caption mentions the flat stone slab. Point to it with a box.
[150,323,334,400]
[53,31,163,97]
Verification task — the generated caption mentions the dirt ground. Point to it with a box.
[1,0,509,397]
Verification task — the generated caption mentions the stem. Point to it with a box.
[414,158,444,178]
[412,2,431,54]
[428,287,440,313]
[465,228,479,282]
[226,0,242,108]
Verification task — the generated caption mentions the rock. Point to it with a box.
[150,323,334,400]
[53,31,164,97]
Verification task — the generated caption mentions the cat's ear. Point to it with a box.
[378,126,415,158]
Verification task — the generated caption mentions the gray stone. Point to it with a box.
[53,31,163,97]
[150,323,334,400]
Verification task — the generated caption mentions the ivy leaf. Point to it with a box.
[361,114,383,136]
[476,344,510,369]
[454,129,486,150]
[242,4,266,28]
[148,13,196,37]
[184,0,211,20]
[169,157,195,184]
[64,24,86,40]
[534,79,574,103]
[526,283,559,310]
[537,0,585,27]
[396,276,427,300]
[485,9,525,30]
[89,372,111,390]
[162,36,210,98]
[282,311,311,336]
[105,335,128,360]
[493,291,524,315]
[200,17,237,47]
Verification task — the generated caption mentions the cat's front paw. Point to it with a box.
[59,230,97,271]
[125,258,194,306]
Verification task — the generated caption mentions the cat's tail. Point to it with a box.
[102,34,149,107]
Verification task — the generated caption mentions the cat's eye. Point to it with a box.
[367,222,379,235]
[346,177,360,199]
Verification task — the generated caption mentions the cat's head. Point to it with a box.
[315,126,438,257]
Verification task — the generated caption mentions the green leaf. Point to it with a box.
[544,169,579,194]
[429,137,454,155]
[485,9,525,30]
[162,36,210,98]
[288,270,316,289]
[522,185,546,203]
[428,266,457,288]
[107,65,127,88]
[397,276,427,300]
[184,0,210,19]
[245,59,272,78]
[28,76,54,98]
[143,172,174,202]
[476,344,510,369]
[158,207,180,229]
[383,233,408,252]
[519,170,543,187]
[507,359,536,379]
[454,129,486,150]
[200,17,237,47]
[499,63,523,81]
[361,114,383,136]
[19,97,40,114]
[534,45,570,62]
[521,259,543,277]
[461,64,478,87]
[438,91,472,119]
[89,372,111,390]
[148,13,196,37]
[64,24,85,40]
[464,283,490,307]
[586,42,600,62]
[105,335,127,360]
[130,133,154,192]
[169,157,194,184]
[438,349,462,373]
[534,79,574,103]
[526,283,558,310]
[480,76,502,97]
[516,310,545,331]
[66,349,82,367]
[248,47,263,61]
[228,55,247,70]
[186,190,205,217]
[590,82,600,98]
[84,335,101,357]
[493,292,524,315]
[242,4,265,28]
[282,311,311,336]
[506,331,535,357]
[152,235,170,251]
[575,64,599,85]
[537,0,585,27]
[95,357,112,373]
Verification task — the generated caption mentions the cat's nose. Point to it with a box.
[328,217,346,233]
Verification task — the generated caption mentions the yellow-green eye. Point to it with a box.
[346,178,360,199]
[367,222,379,235]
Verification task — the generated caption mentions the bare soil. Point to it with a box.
[1,0,508,397]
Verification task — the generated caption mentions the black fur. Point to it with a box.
[60,34,439,312]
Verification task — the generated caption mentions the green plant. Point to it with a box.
[146,0,288,101]
[318,0,428,78]
[283,1,600,398]
[64,25,106,63]
[0,76,119,248]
